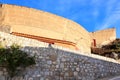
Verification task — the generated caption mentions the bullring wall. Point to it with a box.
[0,31,120,80]
[0,4,3,24]
[90,28,116,47]
[0,4,91,53]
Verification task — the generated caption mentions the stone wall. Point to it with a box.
[0,4,3,24]
[0,32,120,80]
[90,28,116,47]
[0,4,91,53]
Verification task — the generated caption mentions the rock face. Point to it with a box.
[0,31,120,80]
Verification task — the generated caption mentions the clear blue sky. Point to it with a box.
[1,0,120,38]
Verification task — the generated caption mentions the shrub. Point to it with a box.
[0,44,36,78]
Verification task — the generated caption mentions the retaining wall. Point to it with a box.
[0,32,120,80]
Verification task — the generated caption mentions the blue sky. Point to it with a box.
[1,0,120,38]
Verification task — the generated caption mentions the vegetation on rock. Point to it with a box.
[92,38,120,60]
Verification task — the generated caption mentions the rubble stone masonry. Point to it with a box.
[0,32,120,80]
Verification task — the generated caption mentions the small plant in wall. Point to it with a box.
[0,44,36,78]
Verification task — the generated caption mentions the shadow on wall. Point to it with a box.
[1,45,119,80]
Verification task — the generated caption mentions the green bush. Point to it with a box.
[0,44,36,78]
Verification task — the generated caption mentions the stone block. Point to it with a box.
[0,76,5,80]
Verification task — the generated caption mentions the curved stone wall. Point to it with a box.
[0,4,3,24]
[0,4,91,53]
